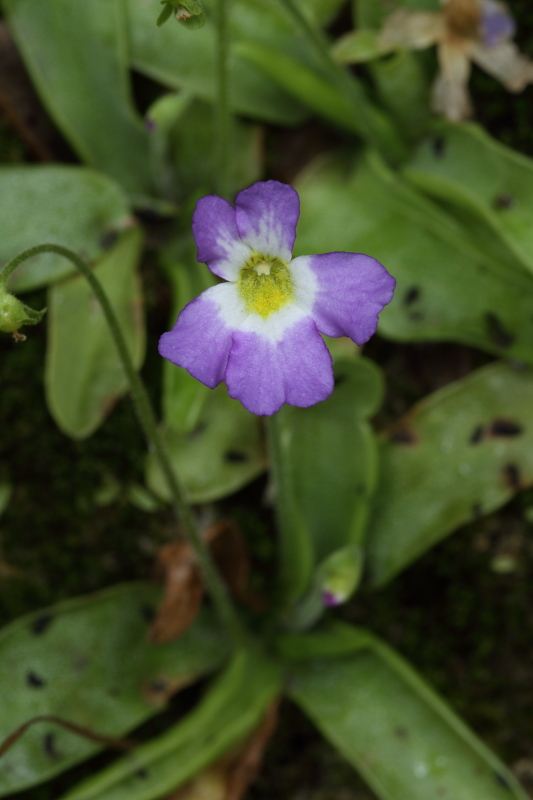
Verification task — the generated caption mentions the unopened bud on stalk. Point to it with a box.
[319,545,362,607]
[0,283,46,340]
[157,0,205,29]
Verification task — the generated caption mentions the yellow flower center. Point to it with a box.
[237,254,294,318]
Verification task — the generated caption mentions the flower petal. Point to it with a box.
[469,39,533,91]
[192,195,252,280]
[433,41,473,121]
[158,283,247,388]
[379,10,445,50]
[225,314,333,416]
[290,253,395,345]
[479,0,515,48]
[235,181,299,262]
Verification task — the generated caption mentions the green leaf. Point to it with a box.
[1,0,152,194]
[146,386,266,504]
[126,0,308,125]
[333,29,392,63]
[354,0,439,27]
[289,623,528,800]
[0,167,132,293]
[0,583,230,797]
[369,50,431,142]
[272,358,383,609]
[235,41,359,132]
[294,150,533,363]
[59,649,281,800]
[366,361,533,585]
[403,121,533,277]
[147,96,261,201]
[45,227,145,439]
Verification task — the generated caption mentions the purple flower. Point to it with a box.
[159,181,395,416]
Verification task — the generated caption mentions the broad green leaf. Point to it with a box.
[45,227,145,439]
[403,121,533,276]
[369,50,430,142]
[366,361,533,585]
[2,0,152,194]
[126,0,308,125]
[235,41,358,132]
[333,29,393,63]
[272,359,383,614]
[0,583,230,797]
[354,0,439,28]
[146,386,265,504]
[295,151,533,363]
[59,649,281,800]
[0,167,131,292]
[147,96,261,201]
[289,623,528,800]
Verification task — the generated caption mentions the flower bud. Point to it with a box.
[0,286,46,337]
[319,545,362,607]
[157,0,206,29]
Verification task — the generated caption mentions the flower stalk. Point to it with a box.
[214,0,231,199]
[0,243,247,646]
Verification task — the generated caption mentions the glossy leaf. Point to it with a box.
[0,167,131,293]
[148,96,261,202]
[126,0,308,125]
[366,361,533,585]
[272,358,383,609]
[289,622,528,800]
[146,386,265,504]
[59,650,281,800]
[353,0,439,28]
[2,0,152,194]
[403,121,533,276]
[0,583,230,797]
[45,227,145,439]
[295,151,533,363]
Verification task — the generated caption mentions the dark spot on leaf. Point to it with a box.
[100,230,119,250]
[32,614,53,635]
[140,604,156,623]
[503,464,521,490]
[389,428,417,445]
[484,312,515,348]
[136,768,149,779]
[432,136,446,158]
[27,670,46,688]
[492,193,515,211]
[225,450,247,463]
[409,311,425,322]
[394,726,409,739]
[403,286,420,306]
[187,423,207,440]
[472,503,483,519]
[148,679,168,694]
[43,732,60,760]
[470,425,484,444]
[334,373,347,387]
[490,419,523,437]
[494,772,512,789]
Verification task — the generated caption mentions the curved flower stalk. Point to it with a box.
[159,181,395,416]
[379,0,533,121]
